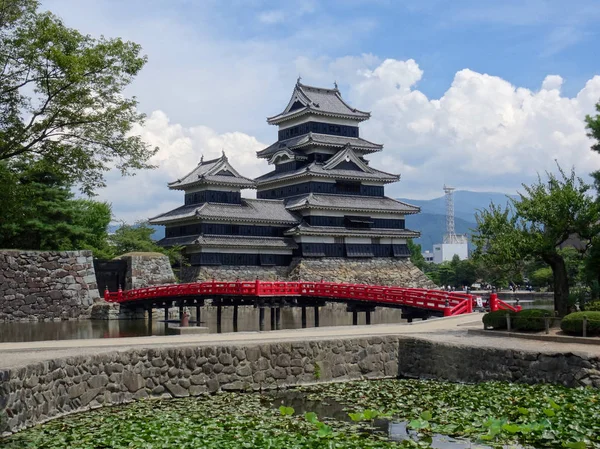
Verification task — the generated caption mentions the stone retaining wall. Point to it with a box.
[397,337,600,387]
[0,250,101,322]
[0,336,398,435]
[181,257,436,289]
[289,258,437,288]
[2,335,600,436]
[118,253,176,290]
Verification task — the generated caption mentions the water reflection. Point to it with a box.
[0,304,406,342]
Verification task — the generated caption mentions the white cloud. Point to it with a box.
[257,10,286,24]
[99,60,600,221]
[344,61,600,198]
[99,111,268,223]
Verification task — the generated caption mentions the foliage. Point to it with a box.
[108,222,184,265]
[3,391,411,449]
[473,165,600,316]
[585,99,600,188]
[423,256,480,289]
[482,310,515,329]
[0,161,112,253]
[585,301,600,311]
[561,311,600,336]
[529,267,553,289]
[407,239,425,270]
[0,0,156,194]
[303,379,600,448]
[5,380,600,448]
[513,309,554,331]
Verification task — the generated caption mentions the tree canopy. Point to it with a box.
[473,166,600,315]
[0,0,156,194]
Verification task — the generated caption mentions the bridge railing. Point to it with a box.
[103,280,478,316]
[489,293,522,313]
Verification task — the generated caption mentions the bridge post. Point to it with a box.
[314,306,320,327]
[352,310,358,325]
[233,305,238,332]
[275,306,281,330]
[164,305,169,322]
[365,310,371,325]
[217,304,222,334]
[301,306,307,328]
[179,304,184,321]
[195,305,201,326]
[147,306,152,333]
[270,307,275,330]
[259,307,265,331]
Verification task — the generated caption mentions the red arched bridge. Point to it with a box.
[104,280,519,331]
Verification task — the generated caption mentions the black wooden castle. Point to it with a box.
[150,80,420,267]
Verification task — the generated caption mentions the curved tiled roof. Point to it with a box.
[149,199,300,225]
[284,223,420,239]
[158,235,298,249]
[168,154,255,190]
[284,193,420,215]
[267,82,370,125]
[255,162,399,185]
[257,133,383,159]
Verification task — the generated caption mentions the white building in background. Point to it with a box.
[432,240,469,264]
[431,186,469,264]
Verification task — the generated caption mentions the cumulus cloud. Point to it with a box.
[99,111,268,223]
[97,58,600,221]
[345,61,600,198]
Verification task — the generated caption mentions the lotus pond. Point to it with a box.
[3,379,599,449]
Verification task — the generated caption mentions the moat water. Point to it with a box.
[0,294,553,343]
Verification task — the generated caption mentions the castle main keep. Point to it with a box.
[150,80,431,286]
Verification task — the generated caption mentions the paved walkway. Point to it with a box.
[1,314,599,370]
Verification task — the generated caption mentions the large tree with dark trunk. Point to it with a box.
[0,0,156,194]
[473,166,600,316]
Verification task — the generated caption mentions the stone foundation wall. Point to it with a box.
[397,337,600,387]
[0,336,399,435]
[118,253,176,290]
[181,265,291,283]
[289,258,437,288]
[182,258,436,288]
[0,250,101,322]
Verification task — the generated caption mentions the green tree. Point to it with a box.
[529,267,553,289]
[1,0,156,194]
[407,239,425,270]
[109,222,183,265]
[0,160,112,251]
[585,99,600,188]
[473,166,600,316]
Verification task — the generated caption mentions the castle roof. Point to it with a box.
[257,133,382,160]
[284,223,420,239]
[267,81,370,125]
[149,198,299,225]
[284,193,420,215]
[168,153,255,190]
[255,161,399,186]
[157,235,298,250]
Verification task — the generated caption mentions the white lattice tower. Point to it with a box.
[443,185,458,244]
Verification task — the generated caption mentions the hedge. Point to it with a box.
[585,302,600,312]
[482,310,515,329]
[561,311,600,336]
[512,309,554,331]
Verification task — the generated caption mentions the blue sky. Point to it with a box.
[43,0,600,222]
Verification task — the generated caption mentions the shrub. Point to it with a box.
[561,311,600,336]
[584,301,600,312]
[513,309,554,331]
[482,310,515,329]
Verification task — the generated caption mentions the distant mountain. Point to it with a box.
[397,191,516,252]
